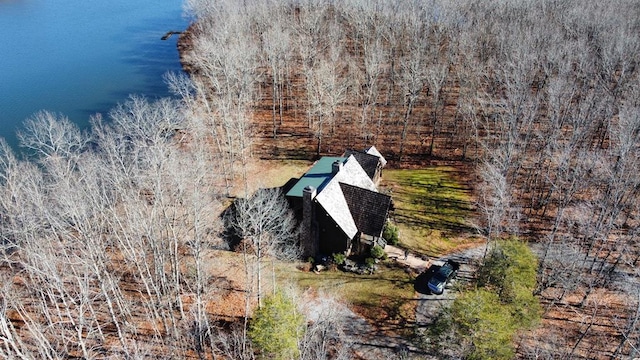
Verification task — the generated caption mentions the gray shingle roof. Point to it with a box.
[340,183,391,237]
[343,149,381,180]
[314,155,377,239]
[365,146,387,167]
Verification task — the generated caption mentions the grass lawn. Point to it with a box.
[265,161,478,329]
[282,261,416,334]
[249,159,312,190]
[381,167,478,257]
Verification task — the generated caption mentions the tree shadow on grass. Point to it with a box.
[393,211,473,233]
[385,168,476,236]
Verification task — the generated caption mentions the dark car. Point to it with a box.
[428,260,460,294]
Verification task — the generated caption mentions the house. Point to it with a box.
[285,146,391,258]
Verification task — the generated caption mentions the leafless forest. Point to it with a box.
[180,1,640,356]
[0,0,639,358]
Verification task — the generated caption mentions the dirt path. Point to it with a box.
[384,245,431,272]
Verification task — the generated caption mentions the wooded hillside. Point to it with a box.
[0,0,638,358]
[179,0,640,358]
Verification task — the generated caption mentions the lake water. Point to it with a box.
[0,0,187,148]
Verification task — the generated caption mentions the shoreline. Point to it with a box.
[176,23,196,74]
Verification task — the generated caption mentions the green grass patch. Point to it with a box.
[256,159,313,189]
[284,262,416,331]
[382,167,476,256]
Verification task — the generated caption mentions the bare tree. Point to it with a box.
[609,270,640,358]
[298,292,352,360]
[228,187,300,307]
[425,60,450,156]
[183,2,261,193]
[308,51,350,157]
[397,13,429,160]
[475,160,520,243]
[261,16,293,138]
[17,110,88,161]
[224,187,299,356]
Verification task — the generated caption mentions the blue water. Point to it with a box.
[0,0,187,148]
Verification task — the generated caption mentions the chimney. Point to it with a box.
[301,185,318,257]
[332,160,343,175]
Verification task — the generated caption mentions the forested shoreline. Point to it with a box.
[0,0,638,358]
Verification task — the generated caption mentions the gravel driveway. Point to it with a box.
[415,244,487,327]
